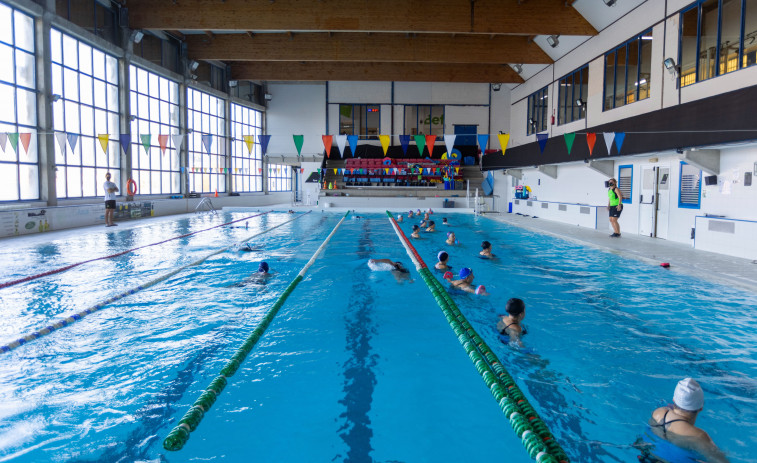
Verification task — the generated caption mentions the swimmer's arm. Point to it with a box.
[686,432,729,463]
[370,259,395,265]
[460,284,476,294]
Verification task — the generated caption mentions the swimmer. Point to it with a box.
[442,217,448,225]
[446,231,457,246]
[416,209,422,215]
[423,212,430,221]
[236,242,260,252]
[232,261,272,287]
[435,251,451,271]
[480,240,495,258]
[642,379,729,463]
[449,267,476,293]
[368,258,409,274]
[408,210,414,218]
[288,209,295,214]
[411,225,420,238]
[397,214,404,223]
[497,298,527,347]
[420,218,428,228]
[425,220,436,232]
[428,208,434,214]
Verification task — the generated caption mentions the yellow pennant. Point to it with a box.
[243,135,254,154]
[497,133,511,155]
[379,135,390,155]
[97,134,109,154]
[334,168,337,174]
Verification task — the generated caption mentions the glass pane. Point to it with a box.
[699,0,719,81]
[106,55,118,84]
[63,68,78,101]
[50,29,62,64]
[64,100,80,133]
[0,4,12,45]
[14,11,33,53]
[15,50,35,88]
[0,163,19,200]
[19,163,38,200]
[558,78,567,124]
[639,34,652,100]
[744,0,757,68]
[0,44,12,84]
[107,84,118,112]
[604,51,615,110]
[366,104,380,137]
[626,39,639,104]
[719,0,742,74]
[80,106,94,136]
[62,34,77,69]
[82,136,95,166]
[615,45,627,108]
[16,88,36,126]
[572,72,581,122]
[680,7,699,86]
[51,63,63,96]
[92,49,105,81]
[79,74,93,106]
[67,166,82,197]
[339,104,353,135]
[78,42,92,75]
[0,83,14,125]
[94,79,106,109]
[82,167,95,197]
[404,105,418,135]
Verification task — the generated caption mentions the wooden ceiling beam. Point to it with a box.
[128,0,597,36]
[230,61,525,83]
[186,33,553,64]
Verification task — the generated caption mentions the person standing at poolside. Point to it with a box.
[103,172,118,227]
[607,177,623,237]
[643,378,729,463]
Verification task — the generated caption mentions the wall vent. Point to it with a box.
[541,203,549,209]
[527,201,533,207]
[708,220,735,234]
[558,204,567,211]
[580,207,590,214]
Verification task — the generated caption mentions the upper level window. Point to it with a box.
[618,165,633,204]
[679,0,757,88]
[527,86,548,135]
[404,105,444,137]
[231,103,263,193]
[268,163,291,192]
[339,104,380,139]
[558,65,588,125]
[604,29,652,111]
[187,87,225,194]
[679,162,701,208]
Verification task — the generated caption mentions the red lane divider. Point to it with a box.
[0,211,271,290]
[385,212,427,269]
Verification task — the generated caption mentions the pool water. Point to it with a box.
[0,211,755,462]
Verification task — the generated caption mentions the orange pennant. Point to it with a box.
[586,133,596,156]
[19,133,32,154]
[322,135,333,158]
[425,135,436,157]
[158,135,169,155]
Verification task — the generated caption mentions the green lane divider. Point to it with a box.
[385,211,569,463]
[163,211,350,451]
[1,211,311,355]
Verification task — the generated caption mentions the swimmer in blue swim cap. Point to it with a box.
[449,267,476,293]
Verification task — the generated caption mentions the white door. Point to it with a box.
[638,166,657,237]
[656,166,671,240]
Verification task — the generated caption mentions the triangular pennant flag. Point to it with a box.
[55,132,66,154]
[536,133,548,153]
[322,135,333,158]
[336,134,347,158]
[293,134,304,157]
[333,168,337,174]
[158,135,169,155]
[413,135,426,156]
[564,132,576,155]
[300,168,304,174]
[172,134,184,151]
[66,133,79,152]
[497,133,510,156]
[97,134,109,154]
[140,134,151,153]
[119,134,131,154]
[202,134,213,154]
[385,168,390,175]
[8,133,19,153]
[614,132,626,153]
[603,132,615,155]
[347,135,358,157]
[455,167,460,174]
[444,134,456,156]
[0,133,7,152]
[379,135,390,155]
[425,135,436,157]
[19,133,31,154]
[399,135,411,155]
[586,133,596,156]
[243,135,254,154]
[258,135,271,156]
[477,134,489,151]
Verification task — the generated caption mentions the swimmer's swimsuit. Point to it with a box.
[636,423,703,463]
[650,409,689,438]
[499,322,527,336]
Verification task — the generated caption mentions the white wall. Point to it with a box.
[266,83,327,157]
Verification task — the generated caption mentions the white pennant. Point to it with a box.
[336,135,347,158]
[171,134,184,150]
[603,132,615,155]
[443,134,456,157]
[55,132,67,154]
[0,133,7,152]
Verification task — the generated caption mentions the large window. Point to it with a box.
[527,87,548,135]
[339,104,380,138]
[404,105,444,137]
[129,65,180,195]
[604,30,652,110]
[51,29,120,198]
[679,0,757,88]
[679,162,702,208]
[187,88,225,194]
[0,4,37,201]
[618,165,633,204]
[558,65,588,125]
[267,163,291,192]
[230,103,263,193]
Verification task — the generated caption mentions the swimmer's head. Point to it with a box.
[442,218,448,223]
[438,251,448,262]
[481,240,492,250]
[393,262,409,273]
[673,378,704,412]
[506,298,525,316]
[428,221,435,227]
[459,267,472,280]
[412,225,419,231]
[258,261,269,273]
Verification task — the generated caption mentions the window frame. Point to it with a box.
[230,102,263,193]
[339,104,381,139]
[618,164,633,204]
[267,162,292,192]
[557,64,588,125]
[603,29,653,111]
[403,104,445,137]
[526,86,549,135]
[187,87,226,194]
[678,161,702,209]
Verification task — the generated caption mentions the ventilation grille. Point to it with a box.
[558,204,567,211]
[708,220,735,234]
[541,203,549,209]
[514,199,520,205]
[527,201,533,207]
[580,207,590,214]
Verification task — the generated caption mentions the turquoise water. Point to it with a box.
[0,211,755,462]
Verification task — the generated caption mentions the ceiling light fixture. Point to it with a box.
[133,30,144,44]
[546,35,560,48]
[603,0,617,6]
[513,64,523,74]
[575,99,585,107]
[663,57,679,76]
[189,60,200,72]
[492,83,502,91]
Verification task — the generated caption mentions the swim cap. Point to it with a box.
[506,298,525,316]
[443,271,454,280]
[413,225,419,230]
[397,215,401,220]
[673,378,704,411]
[258,261,269,273]
[428,209,433,214]
[447,231,452,238]
[476,285,486,295]
[482,240,491,249]
[459,267,472,279]
[438,251,448,262]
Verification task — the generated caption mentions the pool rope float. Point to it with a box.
[385,211,569,463]
[163,211,350,451]
[0,211,311,355]
[0,211,272,290]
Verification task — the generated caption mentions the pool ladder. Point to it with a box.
[194,197,218,215]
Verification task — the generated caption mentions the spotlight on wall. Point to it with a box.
[189,60,200,72]
[264,93,273,101]
[663,57,679,76]
[129,115,137,122]
[133,30,145,44]
[546,35,560,48]
[603,0,617,6]
[228,80,238,87]
[51,93,61,103]
[528,117,537,127]
[575,99,585,107]
[492,83,502,91]
[513,64,523,74]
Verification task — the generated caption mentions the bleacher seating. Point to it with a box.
[341,158,462,187]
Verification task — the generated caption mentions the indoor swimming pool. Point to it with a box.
[0,211,755,462]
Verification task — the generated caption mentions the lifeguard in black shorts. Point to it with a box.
[607,177,623,237]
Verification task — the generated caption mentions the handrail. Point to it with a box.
[0,212,310,354]
[162,211,350,451]
[384,210,569,463]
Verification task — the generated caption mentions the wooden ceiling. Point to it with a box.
[127,0,598,84]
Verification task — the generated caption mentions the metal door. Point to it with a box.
[638,166,658,237]
[656,166,671,240]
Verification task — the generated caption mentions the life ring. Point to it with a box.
[126,178,137,196]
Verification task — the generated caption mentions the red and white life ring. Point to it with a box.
[126,178,137,196]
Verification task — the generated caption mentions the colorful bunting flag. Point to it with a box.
[385,168,390,175]
[119,134,131,154]
[19,133,31,154]
[444,134,456,156]
[8,133,19,153]
[336,134,347,158]
[202,134,213,154]
[564,132,576,155]
[399,135,411,156]
[97,134,109,154]
[455,167,460,175]
[172,134,184,151]
[586,133,596,156]
[536,133,548,153]
[293,134,304,157]
[425,135,436,157]
[477,134,489,151]
[413,135,426,156]
[347,135,358,157]
[497,133,510,156]
[379,135,390,155]
[322,135,333,158]
[243,135,255,154]
[258,134,271,156]
[54,132,66,155]
[614,132,626,153]
[0,133,7,153]
[66,133,79,152]
[158,135,169,155]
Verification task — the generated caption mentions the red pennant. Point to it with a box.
[20,133,32,153]
[158,135,169,154]
[425,135,436,158]
[322,135,333,158]
[586,133,596,156]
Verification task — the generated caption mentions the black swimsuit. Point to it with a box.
[651,409,689,437]
[500,322,527,336]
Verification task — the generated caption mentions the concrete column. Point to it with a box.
[36,1,57,206]
[119,30,134,193]
[224,97,232,194]
[179,82,189,196]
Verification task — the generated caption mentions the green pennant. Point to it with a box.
[564,132,576,155]
[293,135,304,157]
[140,134,152,154]
[413,134,426,156]
[8,133,19,152]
